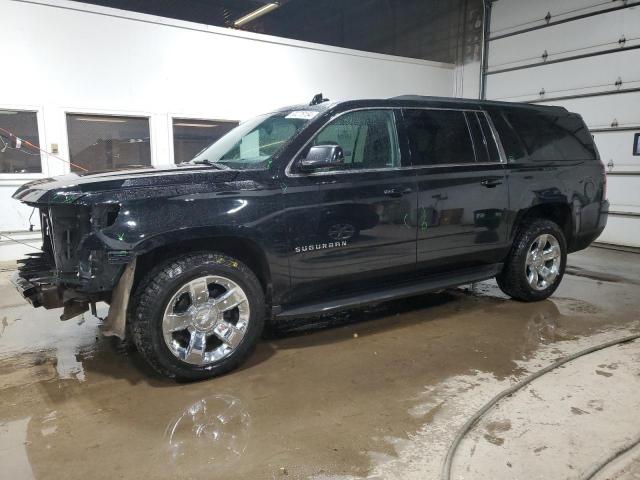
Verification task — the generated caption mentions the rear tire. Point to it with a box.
[496,219,567,302]
[130,252,265,381]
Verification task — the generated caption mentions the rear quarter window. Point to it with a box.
[503,109,596,162]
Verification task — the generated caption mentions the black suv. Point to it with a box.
[11,96,608,381]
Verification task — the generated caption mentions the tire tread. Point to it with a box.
[496,218,566,302]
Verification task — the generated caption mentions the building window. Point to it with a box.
[172,118,238,164]
[67,114,151,172]
[0,109,42,174]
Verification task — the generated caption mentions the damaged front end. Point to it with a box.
[11,200,132,328]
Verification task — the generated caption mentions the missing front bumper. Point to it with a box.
[11,271,64,309]
[11,253,63,309]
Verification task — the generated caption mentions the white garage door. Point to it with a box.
[485,0,640,247]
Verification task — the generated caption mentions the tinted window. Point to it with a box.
[504,110,597,161]
[0,110,42,173]
[403,109,475,166]
[307,109,400,170]
[67,114,151,172]
[488,110,527,162]
[172,118,238,164]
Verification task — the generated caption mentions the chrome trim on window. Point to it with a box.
[482,111,508,164]
[408,162,507,170]
[463,111,479,164]
[284,105,492,178]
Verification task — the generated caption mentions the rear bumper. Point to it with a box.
[570,200,609,252]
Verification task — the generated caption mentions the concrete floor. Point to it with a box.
[0,246,639,480]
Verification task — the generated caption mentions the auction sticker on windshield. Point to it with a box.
[285,111,319,120]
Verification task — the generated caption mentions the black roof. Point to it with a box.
[386,95,568,114]
[267,95,569,119]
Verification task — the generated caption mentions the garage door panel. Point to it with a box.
[486,48,640,101]
[597,215,640,247]
[540,93,640,129]
[490,0,639,38]
[605,175,640,212]
[488,0,640,248]
[593,132,640,171]
[489,7,640,71]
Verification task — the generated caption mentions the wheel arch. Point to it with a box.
[512,203,574,247]
[132,231,273,300]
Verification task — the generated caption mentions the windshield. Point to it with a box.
[189,110,317,169]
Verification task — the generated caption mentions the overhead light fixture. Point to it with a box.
[74,117,127,123]
[233,2,280,27]
[173,123,218,128]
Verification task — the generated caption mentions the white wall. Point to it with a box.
[454,61,482,100]
[486,0,640,247]
[0,0,455,259]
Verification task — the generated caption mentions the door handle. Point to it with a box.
[384,187,412,197]
[480,178,502,188]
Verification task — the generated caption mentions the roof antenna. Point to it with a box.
[310,93,329,106]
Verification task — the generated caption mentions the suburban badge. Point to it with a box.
[295,241,348,253]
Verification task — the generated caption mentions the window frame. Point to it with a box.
[286,106,508,178]
[0,104,48,182]
[167,114,239,165]
[465,111,504,165]
[286,107,404,177]
[63,107,155,174]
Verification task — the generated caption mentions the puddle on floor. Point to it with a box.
[0,263,639,479]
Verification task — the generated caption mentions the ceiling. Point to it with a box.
[73,0,483,64]
[73,0,275,27]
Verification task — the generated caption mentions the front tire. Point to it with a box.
[496,219,567,302]
[130,252,265,381]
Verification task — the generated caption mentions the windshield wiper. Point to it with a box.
[184,159,231,170]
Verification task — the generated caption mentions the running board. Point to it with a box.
[274,263,503,320]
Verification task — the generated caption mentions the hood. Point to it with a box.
[12,164,239,205]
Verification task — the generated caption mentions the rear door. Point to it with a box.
[401,108,510,273]
[282,108,418,304]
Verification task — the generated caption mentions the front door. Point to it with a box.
[401,108,509,273]
[282,109,417,304]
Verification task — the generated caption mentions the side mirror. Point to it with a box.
[299,145,345,172]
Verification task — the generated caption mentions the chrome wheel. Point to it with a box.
[525,234,561,291]
[162,275,250,365]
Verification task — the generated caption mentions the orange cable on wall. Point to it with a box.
[0,126,89,172]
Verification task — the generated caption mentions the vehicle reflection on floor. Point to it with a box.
[164,395,251,466]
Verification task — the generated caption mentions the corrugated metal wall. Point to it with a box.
[485,0,640,247]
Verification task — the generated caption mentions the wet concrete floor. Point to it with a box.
[0,246,639,479]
